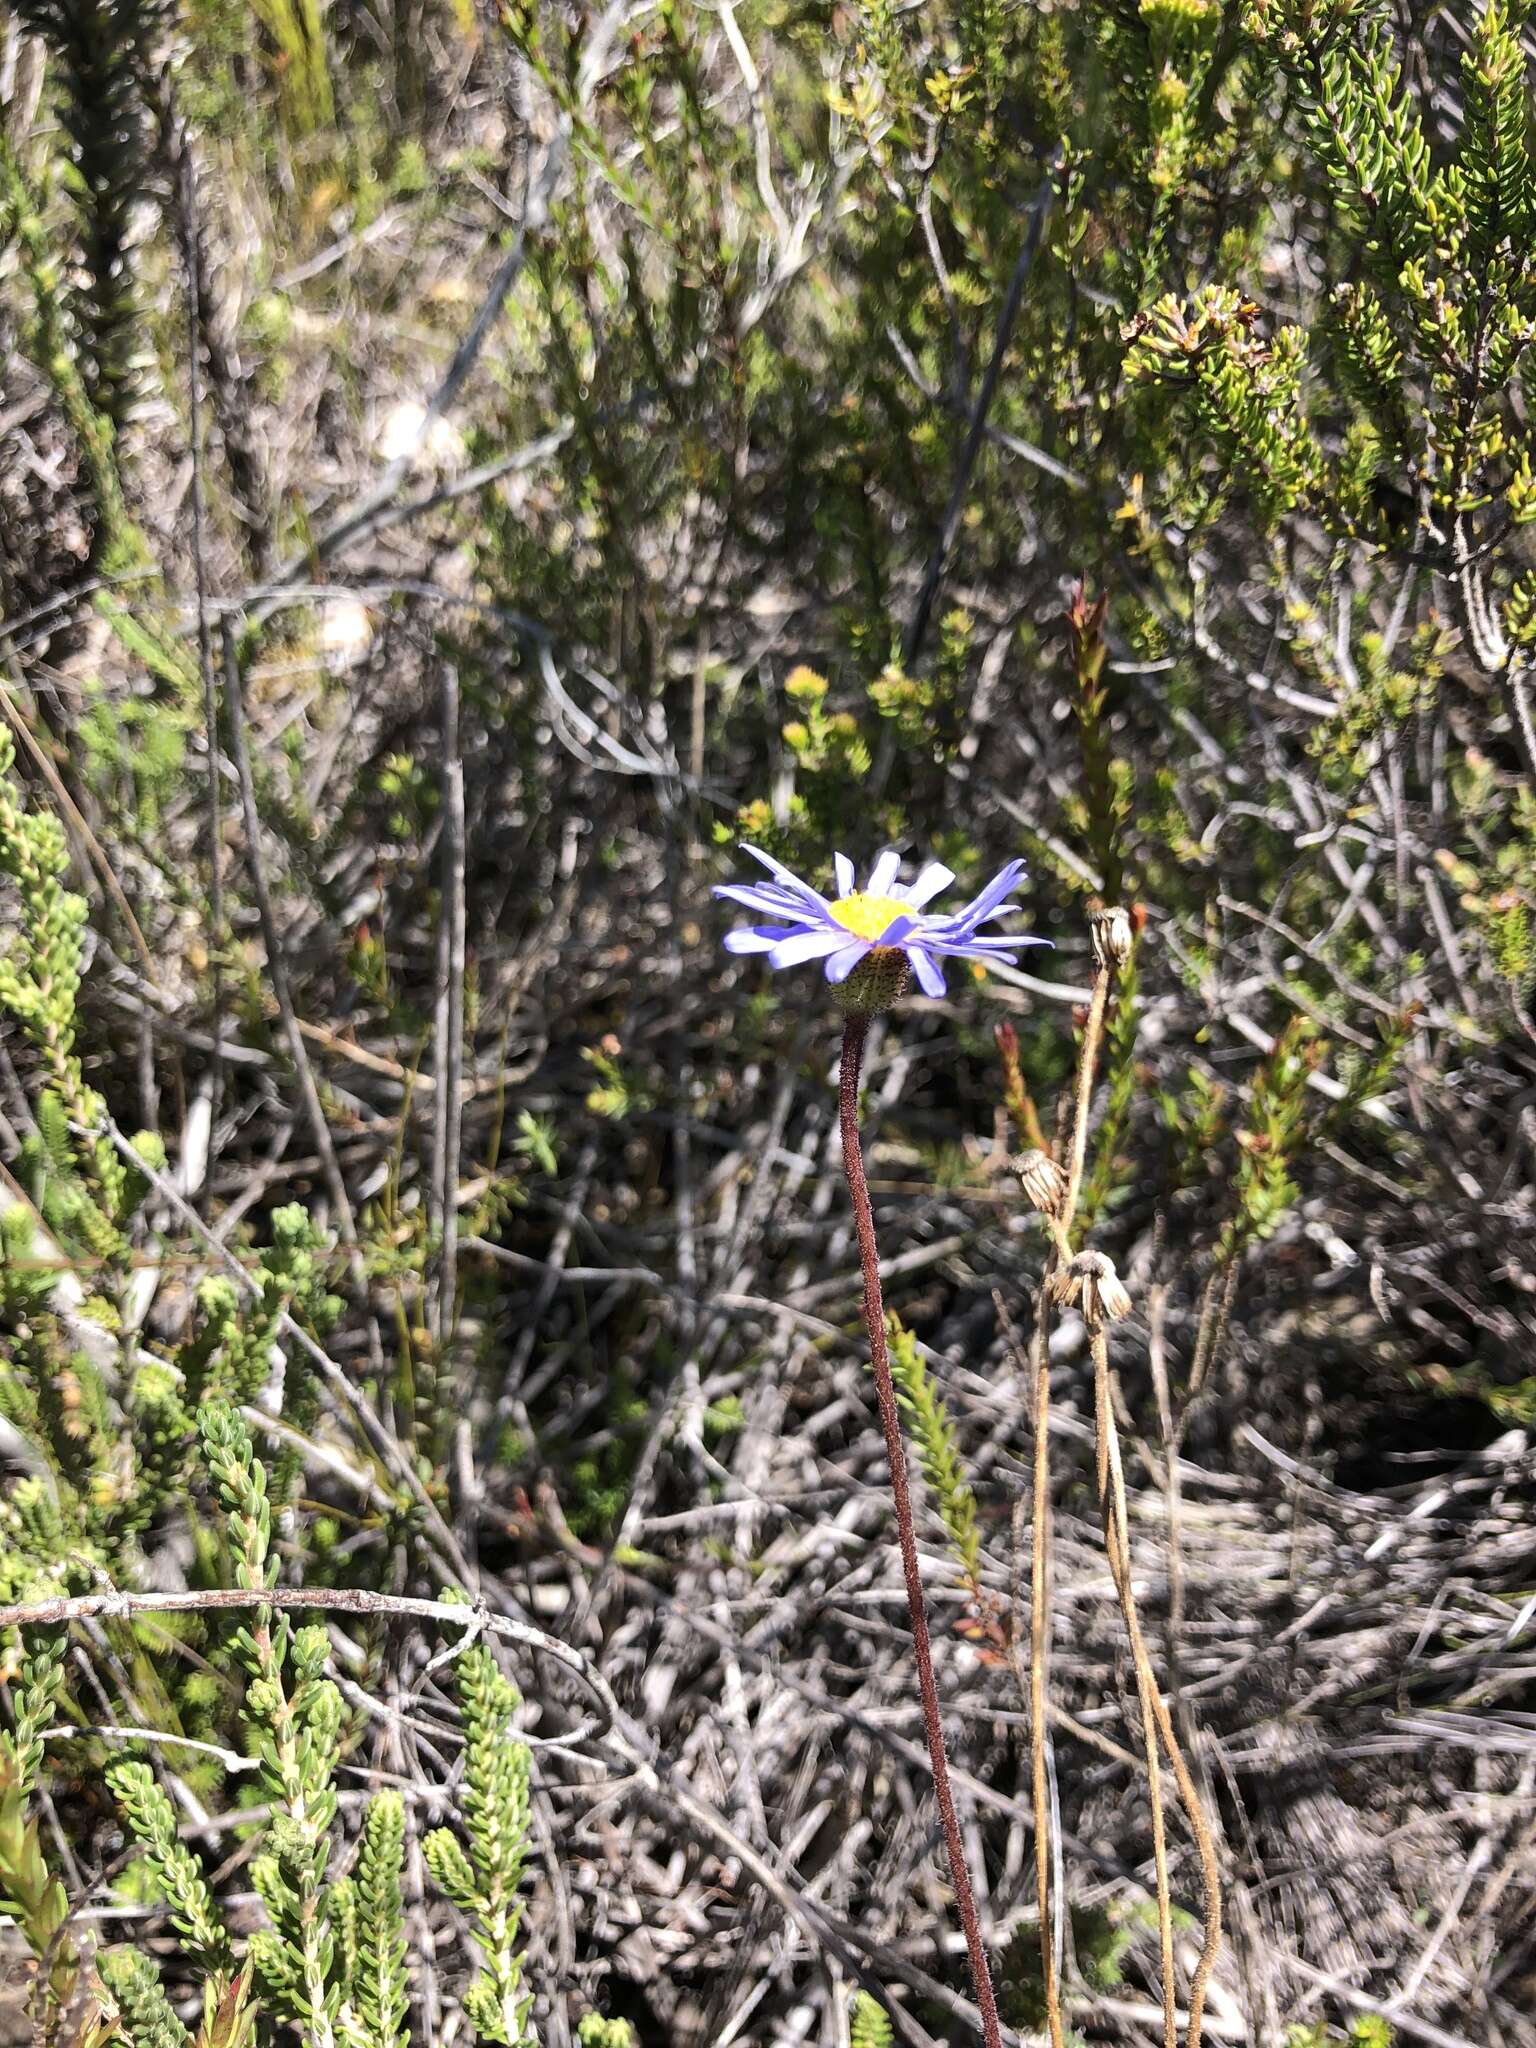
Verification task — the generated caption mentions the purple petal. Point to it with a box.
[724,926,792,954]
[742,844,829,908]
[925,856,1036,937]
[834,852,855,896]
[909,947,947,997]
[876,913,916,946]
[948,859,1027,929]
[714,883,822,920]
[926,939,1019,963]
[825,939,872,984]
[898,861,955,909]
[865,849,902,896]
[934,933,1053,957]
[921,933,1056,962]
[741,843,806,884]
[768,928,849,969]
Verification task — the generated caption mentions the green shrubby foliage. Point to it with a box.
[1,0,1532,2037]
[2,1410,537,2046]
[0,1633,80,2018]
[0,724,136,1249]
[576,2020,635,2048]
[1133,0,1536,600]
[1285,2020,1394,2048]
[999,1899,1172,2039]
[884,1312,986,1621]
[337,1793,411,2048]
[0,719,532,2027]
[0,732,356,1596]
[849,1989,894,2048]
[423,1644,536,2046]
[100,1946,198,2048]
[5,0,162,428]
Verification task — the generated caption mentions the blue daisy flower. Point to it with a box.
[714,845,1051,998]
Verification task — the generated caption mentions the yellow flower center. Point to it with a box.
[829,891,907,942]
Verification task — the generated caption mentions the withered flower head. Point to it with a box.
[1054,1249,1133,1324]
[1089,906,1135,972]
[1012,1149,1066,1216]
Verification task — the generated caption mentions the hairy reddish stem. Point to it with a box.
[839,1015,1003,2048]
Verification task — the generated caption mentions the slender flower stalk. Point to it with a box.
[718,843,1045,2048]
[839,1014,1003,2048]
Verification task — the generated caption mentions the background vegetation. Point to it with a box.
[1,0,1534,2042]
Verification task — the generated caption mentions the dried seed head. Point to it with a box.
[1092,1270,1133,1324]
[1089,906,1134,971]
[1046,1265,1081,1309]
[1012,1148,1067,1216]
[1068,1248,1133,1323]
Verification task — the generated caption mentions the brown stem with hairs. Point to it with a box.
[839,1016,1003,2048]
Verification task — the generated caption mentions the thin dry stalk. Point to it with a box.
[1090,1318,1224,2048]
[1093,1320,1177,2048]
[1145,1283,1187,1695]
[1021,912,1225,2045]
[432,661,466,1356]
[219,618,358,1246]
[1026,950,1112,2048]
[1027,1284,1064,2048]
[1188,1259,1238,1398]
[178,143,225,1163]
[1162,1257,1235,1727]
[902,159,1059,669]
[1062,968,1111,1230]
